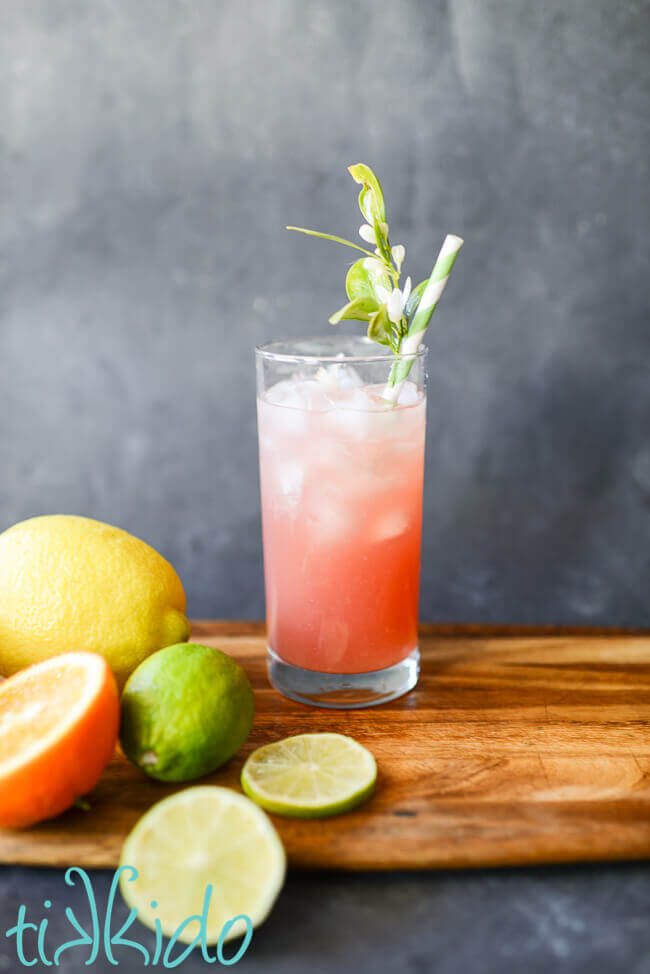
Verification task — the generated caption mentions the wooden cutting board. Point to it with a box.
[1,622,649,871]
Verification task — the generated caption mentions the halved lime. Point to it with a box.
[241,733,377,818]
[119,786,285,944]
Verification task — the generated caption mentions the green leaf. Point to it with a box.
[372,217,391,262]
[346,258,391,303]
[404,279,428,322]
[345,260,375,301]
[366,305,392,346]
[329,295,379,325]
[286,227,375,257]
[348,164,386,225]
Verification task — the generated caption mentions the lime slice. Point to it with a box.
[119,786,285,945]
[241,733,377,818]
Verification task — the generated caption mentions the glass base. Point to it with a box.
[267,647,420,709]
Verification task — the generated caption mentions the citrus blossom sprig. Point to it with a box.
[287,164,462,365]
[287,164,415,353]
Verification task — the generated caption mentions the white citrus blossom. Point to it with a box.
[362,256,387,277]
[359,222,389,244]
[391,244,406,271]
[376,276,412,324]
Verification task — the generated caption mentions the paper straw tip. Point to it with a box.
[441,234,464,255]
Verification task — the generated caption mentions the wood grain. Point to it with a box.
[1,623,649,871]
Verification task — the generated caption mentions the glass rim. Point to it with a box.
[255,336,428,365]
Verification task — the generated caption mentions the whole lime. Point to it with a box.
[120,643,255,782]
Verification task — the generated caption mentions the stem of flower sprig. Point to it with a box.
[285,227,378,260]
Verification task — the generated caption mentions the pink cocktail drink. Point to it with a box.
[263,165,461,706]
[258,371,425,679]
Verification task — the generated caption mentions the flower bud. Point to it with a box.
[386,288,404,324]
[391,244,405,269]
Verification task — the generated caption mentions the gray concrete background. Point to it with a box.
[1,0,649,624]
[1,863,650,973]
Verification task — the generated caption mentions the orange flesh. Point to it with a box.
[0,654,119,827]
[0,665,89,762]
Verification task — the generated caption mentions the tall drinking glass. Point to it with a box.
[256,336,427,708]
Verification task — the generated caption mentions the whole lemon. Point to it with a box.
[120,643,255,782]
[0,515,191,687]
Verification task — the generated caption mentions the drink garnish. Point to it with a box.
[287,163,463,397]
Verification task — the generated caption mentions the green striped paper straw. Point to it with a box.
[384,233,464,402]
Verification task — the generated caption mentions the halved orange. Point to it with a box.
[0,652,119,828]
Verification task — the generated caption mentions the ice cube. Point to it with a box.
[265,378,332,412]
[259,397,308,438]
[317,616,350,667]
[329,410,371,441]
[344,386,378,409]
[311,508,350,543]
[300,381,336,411]
[264,379,304,408]
[394,381,421,407]
[306,485,352,543]
[326,386,377,440]
[332,363,364,389]
[273,459,304,505]
[315,362,364,392]
[371,509,410,543]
